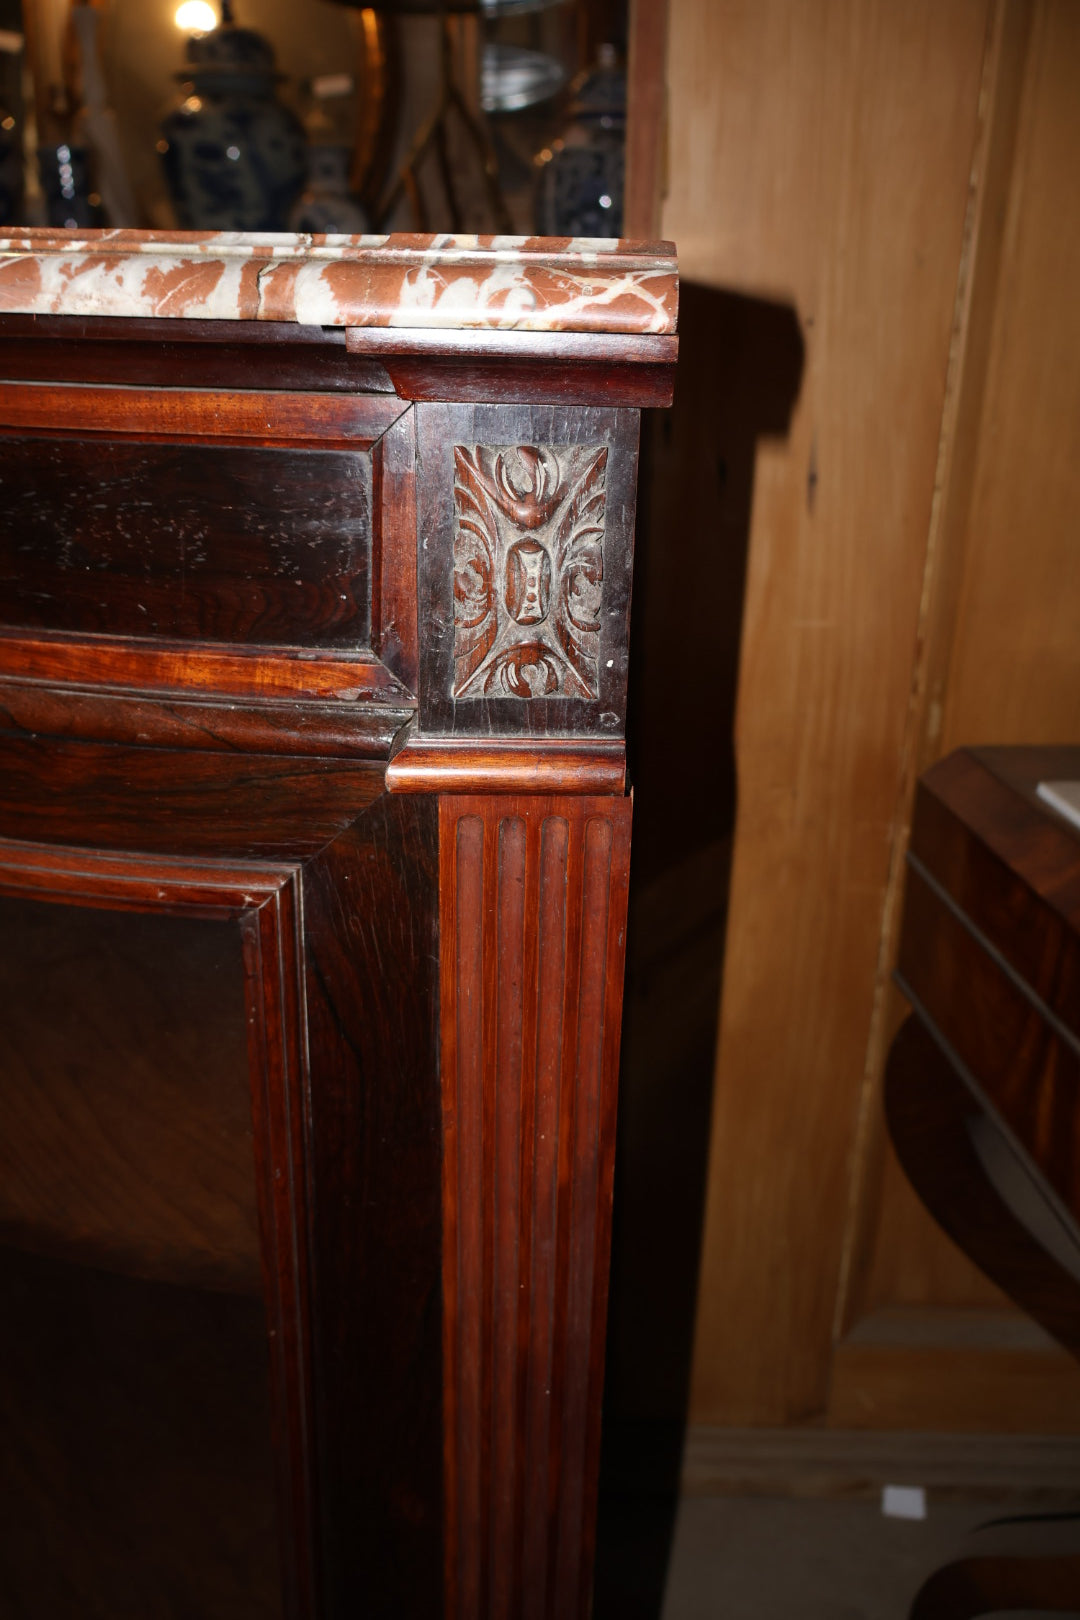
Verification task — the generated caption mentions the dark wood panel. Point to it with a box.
[0,1246,284,1620]
[371,406,419,693]
[347,327,676,407]
[0,894,258,1293]
[897,865,1080,1217]
[912,747,1080,1035]
[301,792,443,1619]
[0,735,385,858]
[0,437,372,649]
[0,848,317,1620]
[439,794,631,1620]
[0,313,395,393]
[381,358,675,409]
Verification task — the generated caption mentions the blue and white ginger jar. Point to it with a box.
[160,16,306,231]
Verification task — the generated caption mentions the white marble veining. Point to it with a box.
[0,229,678,334]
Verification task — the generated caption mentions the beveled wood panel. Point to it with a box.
[0,436,372,649]
[897,865,1080,1219]
[0,1247,284,1618]
[371,406,419,693]
[0,840,316,1618]
[0,893,259,1293]
[0,735,385,860]
[439,793,631,1620]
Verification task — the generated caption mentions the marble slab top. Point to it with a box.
[0,229,678,335]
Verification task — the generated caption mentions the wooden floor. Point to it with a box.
[659,1492,1079,1620]
[597,1428,1080,1620]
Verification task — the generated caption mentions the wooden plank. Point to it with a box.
[941,0,1080,751]
[829,1320,1080,1433]
[669,0,992,1425]
[625,0,670,239]
[680,1424,1080,1499]
[439,795,632,1620]
[837,0,1036,1338]
[858,0,1080,1337]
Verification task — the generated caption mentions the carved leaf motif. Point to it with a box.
[451,443,608,701]
[452,446,499,690]
[483,642,567,698]
[553,447,607,696]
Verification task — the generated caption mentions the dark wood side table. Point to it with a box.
[0,230,678,1620]
[886,746,1080,1616]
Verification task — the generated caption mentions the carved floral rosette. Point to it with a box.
[452,443,608,700]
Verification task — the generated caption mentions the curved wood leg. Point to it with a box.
[910,1517,1080,1618]
[884,1015,1080,1360]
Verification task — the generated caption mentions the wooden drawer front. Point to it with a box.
[897,861,1080,1216]
[0,434,372,649]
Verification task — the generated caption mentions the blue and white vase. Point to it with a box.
[288,144,367,236]
[536,44,625,239]
[159,6,306,231]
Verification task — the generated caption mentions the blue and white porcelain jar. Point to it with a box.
[535,44,625,239]
[160,6,306,231]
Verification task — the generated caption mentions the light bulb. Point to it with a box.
[175,1,218,32]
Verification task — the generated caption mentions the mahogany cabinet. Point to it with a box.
[0,231,677,1619]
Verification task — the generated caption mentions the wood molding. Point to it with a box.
[0,838,317,1616]
[0,382,407,446]
[680,1424,1080,1500]
[387,735,626,796]
[347,326,678,409]
[0,632,410,705]
[439,793,631,1620]
[0,678,408,760]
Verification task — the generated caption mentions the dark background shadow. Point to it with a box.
[594,282,805,1619]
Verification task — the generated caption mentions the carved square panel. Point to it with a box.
[452,444,607,699]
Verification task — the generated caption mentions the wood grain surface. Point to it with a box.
[440,794,631,1620]
[387,734,626,796]
[0,846,318,1617]
[0,242,660,1612]
[0,734,385,859]
[416,404,639,739]
[301,793,444,1619]
[667,0,992,1426]
[855,2,1080,1350]
[0,437,373,648]
[0,894,258,1292]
